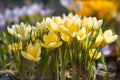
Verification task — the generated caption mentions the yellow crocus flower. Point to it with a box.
[92,29,104,47]
[82,17,103,32]
[59,15,80,38]
[63,13,81,27]
[53,17,64,25]
[89,49,102,60]
[77,27,87,42]
[36,22,48,37]
[94,33,104,47]
[41,30,62,48]
[36,22,47,32]
[7,22,31,40]
[103,30,118,44]
[21,42,41,62]
[60,32,71,46]
[44,17,59,32]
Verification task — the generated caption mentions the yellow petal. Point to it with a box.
[27,44,35,56]
[59,25,70,35]
[49,33,58,42]
[64,19,73,29]
[35,43,41,58]
[43,31,58,43]
[89,49,102,60]
[93,19,103,30]
[36,48,41,58]
[54,17,63,25]
[34,57,41,62]
[50,22,59,31]
[21,51,35,61]
[61,33,70,44]
[54,42,62,48]
[48,42,57,47]
[43,35,49,43]
[41,42,62,48]
[41,43,50,48]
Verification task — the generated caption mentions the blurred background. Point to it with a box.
[0,0,69,31]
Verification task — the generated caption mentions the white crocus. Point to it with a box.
[103,30,118,44]
[7,22,31,40]
[82,17,103,32]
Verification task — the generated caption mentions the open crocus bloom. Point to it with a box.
[41,30,62,48]
[44,17,59,32]
[89,49,102,60]
[7,22,31,40]
[103,30,118,44]
[82,17,103,32]
[58,13,81,38]
[21,42,41,62]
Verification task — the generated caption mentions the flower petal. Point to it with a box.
[21,51,35,61]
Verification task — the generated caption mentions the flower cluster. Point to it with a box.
[7,13,118,61]
[7,13,118,79]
